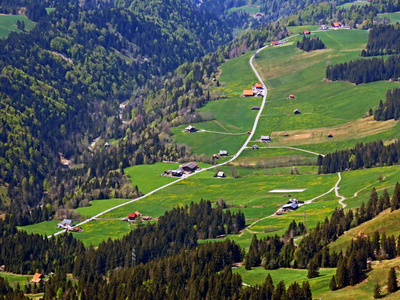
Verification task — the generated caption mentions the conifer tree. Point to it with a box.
[391,182,400,211]
[330,275,338,291]
[302,281,312,300]
[388,267,398,294]
[373,281,381,299]
[307,259,319,279]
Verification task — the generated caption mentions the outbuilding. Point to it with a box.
[184,125,197,133]
[243,90,254,97]
[260,135,270,142]
[219,150,229,156]
[215,171,226,178]
[294,109,301,114]
[251,106,260,110]
[180,162,199,172]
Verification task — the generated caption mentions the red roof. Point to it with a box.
[254,83,263,88]
[271,41,280,45]
[128,213,136,218]
[243,90,254,96]
[33,273,42,279]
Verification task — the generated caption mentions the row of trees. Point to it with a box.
[374,88,400,121]
[296,36,325,52]
[317,140,400,173]
[362,24,400,56]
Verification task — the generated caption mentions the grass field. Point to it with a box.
[76,198,131,218]
[378,12,400,24]
[228,5,261,15]
[234,266,336,297]
[338,1,370,9]
[0,14,35,38]
[0,272,31,290]
[17,220,61,236]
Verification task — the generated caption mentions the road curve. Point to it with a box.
[51,45,271,237]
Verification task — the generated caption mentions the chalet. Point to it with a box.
[213,154,220,159]
[288,94,295,99]
[57,219,72,229]
[180,162,199,173]
[294,109,301,114]
[184,125,197,133]
[328,133,333,138]
[172,169,183,177]
[304,30,311,35]
[271,41,281,46]
[215,171,226,178]
[332,22,342,28]
[260,135,270,142]
[320,25,328,30]
[254,83,263,90]
[219,150,229,156]
[31,273,44,283]
[254,12,262,17]
[127,213,137,221]
[243,90,254,97]
[282,202,299,211]
[252,145,259,150]
[251,106,260,110]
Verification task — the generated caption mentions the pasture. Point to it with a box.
[227,5,261,15]
[17,220,61,236]
[377,12,400,24]
[0,14,35,38]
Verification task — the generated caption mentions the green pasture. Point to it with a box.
[0,272,32,290]
[234,266,336,297]
[0,14,35,38]
[228,5,260,15]
[124,162,181,194]
[17,220,61,236]
[377,12,400,24]
[72,220,133,247]
[76,198,131,218]
[338,1,369,9]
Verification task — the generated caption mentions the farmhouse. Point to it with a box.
[320,25,328,30]
[127,211,142,221]
[254,83,263,90]
[260,135,270,142]
[251,106,260,110]
[184,125,197,132]
[271,41,282,46]
[31,273,44,283]
[294,109,301,114]
[332,22,342,28]
[282,202,299,211]
[180,162,199,173]
[57,219,73,229]
[304,30,311,35]
[219,150,229,156]
[215,171,226,178]
[242,90,254,97]
[171,169,183,177]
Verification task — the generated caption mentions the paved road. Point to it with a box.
[51,44,271,237]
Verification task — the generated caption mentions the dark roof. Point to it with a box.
[282,203,298,210]
[181,162,198,170]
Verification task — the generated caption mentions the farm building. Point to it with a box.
[294,109,301,114]
[282,202,299,211]
[57,219,73,229]
[332,22,342,27]
[172,169,183,176]
[184,125,197,132]
[213,154,220,159]
[247,131,251,134]
[242,90,254,97]
[304,30,311,35]
[288,94,295,99]
[141,216,152,221]
[31,273,44,283]
[271,41,282,46]
[284,131,289,136]
[320,25,328,30]
[215,171,226,178]
[254,12,262,17]
[254,83,263,90]
[219,150,229,156]
[180,162,199,173]
[127,211,142,221]
[252,145,259,150]
[251,106,260,110]
[104,142,110,148]
[328,133,333,138]
[260,135,270,142]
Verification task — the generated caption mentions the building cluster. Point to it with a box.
[163,162,199,177]
[242,83,265,97]
[275,198,304,215]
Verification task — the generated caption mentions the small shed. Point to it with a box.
[172,169,183,177]
[284,131,289,136]
[328,133,333,138]
[243,90,254,97]
[215,171,226,178]
[288,94,295,99]
[304,30,311,35]
[251,106,260,110]
[219,150,229,156]
[294,109,301,114]
[252,145,259,150]
[260,135,270,142]
[254,12,262,17]
[141,216,152,221]
[254,83,263,89]
[185,125,197,133]
[127,213,137,221]
[247,131,251,135]
[271,41,281,46]
[104,142,110,148]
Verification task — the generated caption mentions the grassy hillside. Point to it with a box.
[378,12,400,24]
[0,14,35,38]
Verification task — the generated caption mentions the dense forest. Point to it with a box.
[326,55,400,84]
[374,88,400,121]
[362,24,400,56]
[317,140,400,173]
[296,36,325,52]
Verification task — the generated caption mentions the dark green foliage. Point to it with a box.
[297,36,325,52]
[374,88,400,121]
[283,220,307,240]
[373,281,382,299]
[326,55,400,84]
[0,275,29,300]
[307,259,319,278]
[388,267,398,293]
[330,275,338,291]
[318,140,400,173]
[362,24,400,57]
[391,182,400,211]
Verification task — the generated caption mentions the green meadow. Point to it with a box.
[234,266,336,297]
[378,12,400,24]
[0,14,35,38]
[17,220,61,236]
[76,198,131,218]
[227,5,261,15]
[338,1,370,9]
[0,272,32,290]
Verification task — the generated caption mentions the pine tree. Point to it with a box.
[330,275,338,291]
[307,259,319,279]
[373,281,381,299]
[391,182,400,211]
[388,267,398,294]
[302,281,312,300]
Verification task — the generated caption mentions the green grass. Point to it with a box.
[124,162,181,194]
[338,1,370,9]
[17,220,61,236]
[378,12,400,24]
[228,5,260,15]
[233,266,336,297]
[72,220,133,247]
[76,198,131,218]
[0,14,35,38]
[0,272,32,290]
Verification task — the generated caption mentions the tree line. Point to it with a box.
[296,36,325,52]
[362,24,400,56]
[374,88,400,121]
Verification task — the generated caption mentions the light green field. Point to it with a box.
[17,220,61,236]
[234,266,336,297]
[228,5,261,15]
[124,162,181,194]
[76,198,131,218]
[0,272,31,290]
[72,220,133,247]
[338,1,369,9]
[0,14,35,38]
[378,12,400,24]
